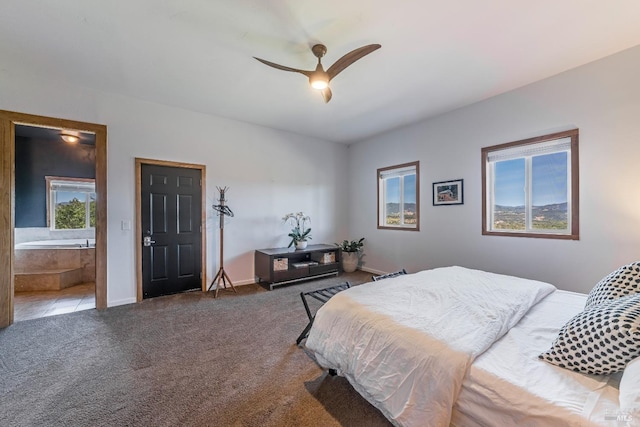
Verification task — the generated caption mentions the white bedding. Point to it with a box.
[305,266,555,427]
[452,290,630,427]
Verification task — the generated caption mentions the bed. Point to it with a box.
[304,266,640,427]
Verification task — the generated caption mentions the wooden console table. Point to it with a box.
[254,244,342,290]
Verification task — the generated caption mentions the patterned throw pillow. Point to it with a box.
[584,262,640,309]
[539,294,640,375]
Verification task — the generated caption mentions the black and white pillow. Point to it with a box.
[584,261,640,309]
[539,294,640,375]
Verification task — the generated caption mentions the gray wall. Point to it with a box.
[1,78,349,307]
[348,45,640,293]
[3,41,640,302]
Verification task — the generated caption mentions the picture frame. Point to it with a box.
[432,179,463,206]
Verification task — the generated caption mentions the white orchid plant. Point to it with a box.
[283,212,311,248]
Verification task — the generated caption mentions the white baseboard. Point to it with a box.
[207,278,257,287]
[232,278,257,286]
[359,266,387,276]
[108,280,258,308]
[107,297,137,308]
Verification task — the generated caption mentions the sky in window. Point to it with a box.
[56,191,94,203]
[494,152,567,206]
[386,174,416,204]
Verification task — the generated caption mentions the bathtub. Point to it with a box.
[14,239,96,291]
[15,239,96,250]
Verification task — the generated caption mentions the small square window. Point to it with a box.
[377,161,419,231]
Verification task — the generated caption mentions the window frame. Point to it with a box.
[377,161,420,231]
[45,176,96,231]
[481,129,579,240]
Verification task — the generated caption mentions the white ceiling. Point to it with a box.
[2,1,640,143]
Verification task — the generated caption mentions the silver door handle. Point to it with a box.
[143,236,156,246]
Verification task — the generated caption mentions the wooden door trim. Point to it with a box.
[135,158,207,302]
[0,110,107,328]
[0,115,15,328]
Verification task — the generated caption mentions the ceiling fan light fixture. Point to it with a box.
[254,42,381,102]
[310,79,328,90]
[309,72,329,90]
[60,133,79,144]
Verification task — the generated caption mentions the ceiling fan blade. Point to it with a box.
[326,44,381,81]
[253,57,312,77]
[321,87,332,103]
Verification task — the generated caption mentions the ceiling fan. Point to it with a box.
[254,43,381,103]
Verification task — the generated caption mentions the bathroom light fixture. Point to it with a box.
[60,133,79,144]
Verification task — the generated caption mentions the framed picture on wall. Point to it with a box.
[432,179,463,206]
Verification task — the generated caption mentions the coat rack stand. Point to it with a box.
[208,186,237,298]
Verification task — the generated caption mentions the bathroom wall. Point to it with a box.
[14,128,96,228]
[14,228,95,245]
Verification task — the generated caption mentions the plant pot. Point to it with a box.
[342,251,358,273]
[295,240,308,250]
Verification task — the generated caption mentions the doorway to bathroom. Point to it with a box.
[14,125,96,321]
[0,110,107,327]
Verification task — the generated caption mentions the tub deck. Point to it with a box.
[15,268,85,292]
[14,240,95,292]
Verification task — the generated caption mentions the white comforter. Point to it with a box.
[305,266,556,427]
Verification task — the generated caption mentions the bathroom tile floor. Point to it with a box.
[14,282,96,322]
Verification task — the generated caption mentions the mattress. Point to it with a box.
[452,290,627,427]
[306,267,556,426]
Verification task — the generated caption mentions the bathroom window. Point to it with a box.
[46,177,96,230]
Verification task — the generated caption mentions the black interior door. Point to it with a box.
[141,164,202,299]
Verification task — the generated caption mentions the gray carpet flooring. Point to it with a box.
[1,271,392,426]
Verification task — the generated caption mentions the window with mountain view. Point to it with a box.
[378,161,419,231]
[482,129,579,239]
[46,177,96,230]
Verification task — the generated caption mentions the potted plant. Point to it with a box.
[335,238,364,273]
[283,212,312,249]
